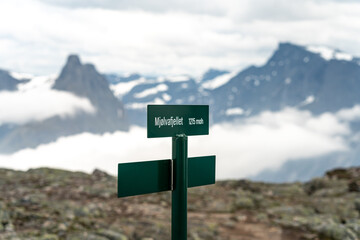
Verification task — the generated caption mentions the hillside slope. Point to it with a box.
[1,167,359,240]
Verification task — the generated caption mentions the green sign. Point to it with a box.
[117,156,215,198]
[188,155,216,188]
[147,105,209,138]
[118,105,215,240]
[118,159,171,198]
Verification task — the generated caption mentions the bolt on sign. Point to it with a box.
[118,105,216,240]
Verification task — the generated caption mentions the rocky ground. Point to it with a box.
[1,167,360,240]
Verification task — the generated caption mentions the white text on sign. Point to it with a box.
[188,118,204,125]
[155,116,184,128]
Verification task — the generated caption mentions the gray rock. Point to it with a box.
[96,229,128,240]
[0,202,10,231]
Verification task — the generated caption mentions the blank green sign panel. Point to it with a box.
[118,156,215,198]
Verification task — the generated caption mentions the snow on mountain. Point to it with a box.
[107,73,204,125]
[200,68,230,82]
[105,42,360,127]
[103,42,360,182]
[126,97,165,110]
[110,77,147,98]
[134,83,168,98]
[307,45,353,61]
[9,72,34,80]
[163,75,191,82]
[201,71,237,90]
[107,42,360,128]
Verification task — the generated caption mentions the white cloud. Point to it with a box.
[37,0,360,21]
[39,0,232,16]
[0,0,359,77]
[0,108,350,180]
[0,76,96,125]
[0,127,171,174]
[336,105,360,122]
[192,108,349,179]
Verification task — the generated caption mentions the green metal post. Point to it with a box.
[172,134,188,240]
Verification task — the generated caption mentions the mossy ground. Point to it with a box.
[1,167,360,240]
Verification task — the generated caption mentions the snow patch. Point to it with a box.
[110,77,147,98]
[307,46,334,60]
[156,76,165,82]
[134,84,168,98]
[162,93,171,102]
[165,75,190,82]
[10,72,34,80]
[126,98,165,110]
[335,52,353,61]
[226,108,244,116]
[307,46,353,61]
[202,71,237,90]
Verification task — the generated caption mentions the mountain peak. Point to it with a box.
[84,63,96,72]
[54,55,108,98]
[265,42,310,65]
[0,69,19,91]
[66,54,81,67]
[278,42,303,49]
[276,42,306,55]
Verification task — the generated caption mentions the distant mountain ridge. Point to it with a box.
[1,42,360,182]
[104,42,360,182]
[107,42,360,124]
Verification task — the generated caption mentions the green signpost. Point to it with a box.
[118,105,216,240]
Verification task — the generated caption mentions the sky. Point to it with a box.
[0,0,360,77]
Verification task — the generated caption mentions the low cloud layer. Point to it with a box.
[0,107,356,180]
[0,77,95,126]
